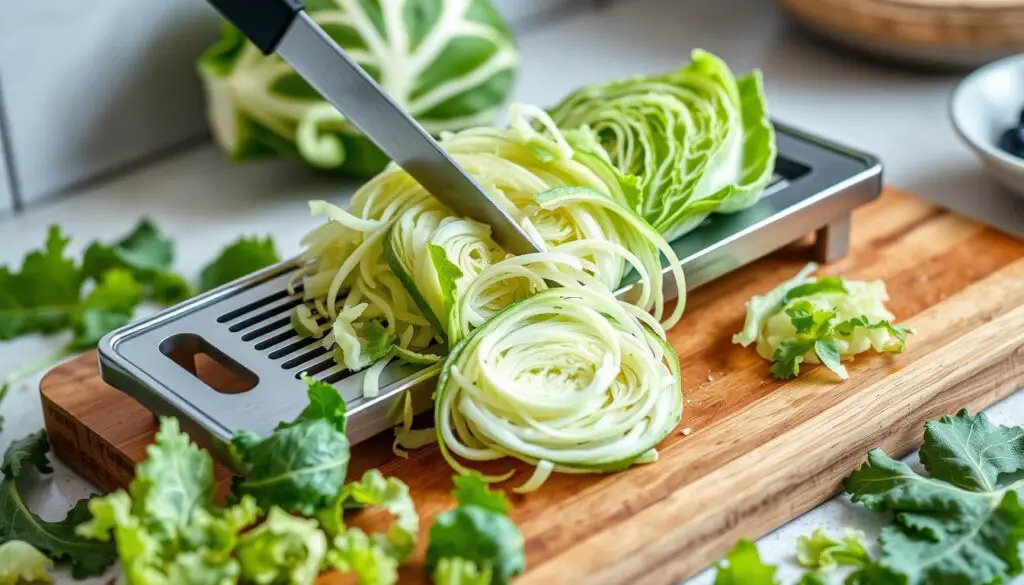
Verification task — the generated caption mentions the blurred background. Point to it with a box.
[0,0,1023,237]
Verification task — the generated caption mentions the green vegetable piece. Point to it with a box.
[812,339,847,380]
[198,0,518,175]
[236,507,327,585]
[0,540,54,585]
[426,475,523,585]
[0,226,83,340]
[77,419,260,585]
[82,219,191,304]
[796,529,870,572]
[431,557,493,585]
[67,268,143,350]
[426,506,524,585]
[429,243,463,338]
[231,377,350,515]
[199,235,280,292]
[737,264,910,381]
[550,50,777,241]
[769,339,813,380]
[783,276,847,303]
[317,471,417,561]
[132,417,216,532]
[712,540,778,585]
[327,528,399,585]
[844,409,1024,585]
[452,474,510,515]
[0,431,117,578]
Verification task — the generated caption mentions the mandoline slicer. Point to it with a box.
[98,122,882,456]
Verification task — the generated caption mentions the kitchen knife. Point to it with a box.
[206,0,543,256]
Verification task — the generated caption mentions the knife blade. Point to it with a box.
[206,0,542,256]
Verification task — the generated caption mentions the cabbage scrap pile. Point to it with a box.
[289,50,775,490]
[199,0,519,175]
[733,264,912,380]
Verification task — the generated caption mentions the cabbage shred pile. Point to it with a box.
[290,51,777,490]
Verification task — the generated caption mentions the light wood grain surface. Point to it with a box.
[41,190,1024,584]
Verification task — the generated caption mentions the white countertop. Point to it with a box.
[3,0,1024,583]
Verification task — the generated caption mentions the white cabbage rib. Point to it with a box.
[294,104,686,490]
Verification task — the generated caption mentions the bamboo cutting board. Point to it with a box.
[40,190,1024,584]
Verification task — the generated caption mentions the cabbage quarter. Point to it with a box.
[198,0,520,175]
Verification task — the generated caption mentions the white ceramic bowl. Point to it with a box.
[951,54,1024,198]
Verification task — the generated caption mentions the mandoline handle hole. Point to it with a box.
[159,333,259,395]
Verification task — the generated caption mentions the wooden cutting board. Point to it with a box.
[40,189,1024,585]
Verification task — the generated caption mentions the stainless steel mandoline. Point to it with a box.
[98,123,882,454]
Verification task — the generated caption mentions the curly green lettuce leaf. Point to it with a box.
[844,410,1024,585]
[713,540,778,585]
[431,557,492,585]
[198,0,519,175]
[230,377,350,515]
[326,528,399,585]
[796,529,870,572]
[199,235,280,292]
[318,470,418,563]
[0,226,84,340]
[451,474,510,516]
[77,419,261,585]
[82,219,191,304]
[0,431,116,578]
[0,540,53,585]
[426,475,523,585]
[236,507,327,585]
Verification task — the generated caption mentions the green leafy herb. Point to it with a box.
[713,540,778,585]
[77,418,261,585]
[432,557,493,585]
[67,268,142,350]
[735,264,911,381]
[199,236,279,292]
[327,528,399,585]
[796,529,870,572]
[230,376,350,515]
[0,540,54,585]
[783,277,848,303]
[0,226,83,340]
[82,219,192,304]
[452,473,511,515]
[427,474,525,585]
[321,469,420,585]
[0,431,117,578]
[845,409,1024,584]
[236,507,327,585]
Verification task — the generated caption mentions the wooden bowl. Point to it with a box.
[777,0,1024,69]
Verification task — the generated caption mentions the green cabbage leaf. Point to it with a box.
[550,49,776,241]
[198,0,519,175]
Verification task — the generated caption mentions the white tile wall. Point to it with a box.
[0,0,595,207]
[0,119,12,215]
[0,0,222,205]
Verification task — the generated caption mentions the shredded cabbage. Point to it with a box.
[292,104,669,369]
[292,104,687,489]
[734,264,912,380]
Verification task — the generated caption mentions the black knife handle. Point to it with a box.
[208,0,303,54]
